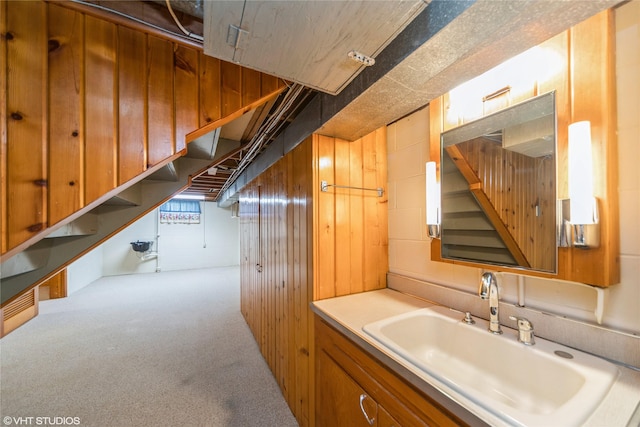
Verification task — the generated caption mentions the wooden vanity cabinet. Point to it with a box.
[316,349,380,427]
[315,315,467,427]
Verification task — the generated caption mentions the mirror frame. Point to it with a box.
[428,13,619,287]
[438,92,557,274]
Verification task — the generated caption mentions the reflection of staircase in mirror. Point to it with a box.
[441,147,529,267]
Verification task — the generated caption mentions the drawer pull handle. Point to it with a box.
[359,394,375,425]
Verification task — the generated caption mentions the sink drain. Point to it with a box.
[554,350,574,359]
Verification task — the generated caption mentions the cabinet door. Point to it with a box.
[316,349,378,426]
[378,406,400,427]
[315,316,469,426]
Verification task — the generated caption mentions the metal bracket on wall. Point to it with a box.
[320,180,384,197]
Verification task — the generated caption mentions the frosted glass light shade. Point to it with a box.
[568,121,595,224]
[426,161,440,225]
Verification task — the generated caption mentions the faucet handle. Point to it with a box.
[462,312,476,324]
[509,316,535,345]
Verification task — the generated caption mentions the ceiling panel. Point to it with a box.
[203,0,428,94]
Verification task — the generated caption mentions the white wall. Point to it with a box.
[66,245,103,295]
[387,3,640,334]
[155,202,239,272]
[101,201,239,276]
[66,202,239,293]
[101,206,158,275]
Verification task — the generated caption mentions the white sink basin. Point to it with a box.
[363,306,619,427]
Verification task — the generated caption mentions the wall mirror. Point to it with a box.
[440,92,557,273]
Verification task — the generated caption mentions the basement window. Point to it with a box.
[159,200,201,224]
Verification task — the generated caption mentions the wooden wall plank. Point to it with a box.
[261,74,281,97]
[263,169,274,373]
[199,54,220,127]
[314,135,336,300]
[147,35,174,166]
[0,0,6,253]
[290,147,303,409]
[304,142,314,427]
[117,26,146,185]
[259,180,268,361]
[5,1,47,249]
[174,45,198,153]
[284,150,295,404]
[48,4,83,225]
[362,129,387,291]
[348,137,364,294]
[243,68,262,109]
[84,15,116,204]
[277,164,288,394]
[292,137,313,427]
[334,138,351,296]
[221,61,242,118]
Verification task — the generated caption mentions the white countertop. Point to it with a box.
[312,288,640,427]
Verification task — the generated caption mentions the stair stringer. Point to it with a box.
[0,156,212,306]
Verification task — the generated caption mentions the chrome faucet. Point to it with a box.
[479,272,502,334]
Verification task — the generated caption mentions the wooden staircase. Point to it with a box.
[0,0,287,308]
[440,149,523,267]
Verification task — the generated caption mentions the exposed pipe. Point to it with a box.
[150,0,204,19]
[500,271,608,325]
[155,209,161,272]
[517,275,525,307]
[201,201,207,248]
[165,0,204,41]
[67,0,202,47]
[217,83,310,197]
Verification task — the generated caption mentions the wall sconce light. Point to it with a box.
[568,121,600,248]
[426,161,441,239]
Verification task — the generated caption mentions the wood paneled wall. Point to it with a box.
[240,138,314,427]
[430,10,619,287]
[313,131,388,300]
[239,131,388,426]
[1,0,286,257]
[566,11,619,287]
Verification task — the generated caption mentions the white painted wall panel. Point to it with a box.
[66,246,103,295]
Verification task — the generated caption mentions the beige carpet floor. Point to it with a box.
[0,266,298,427]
